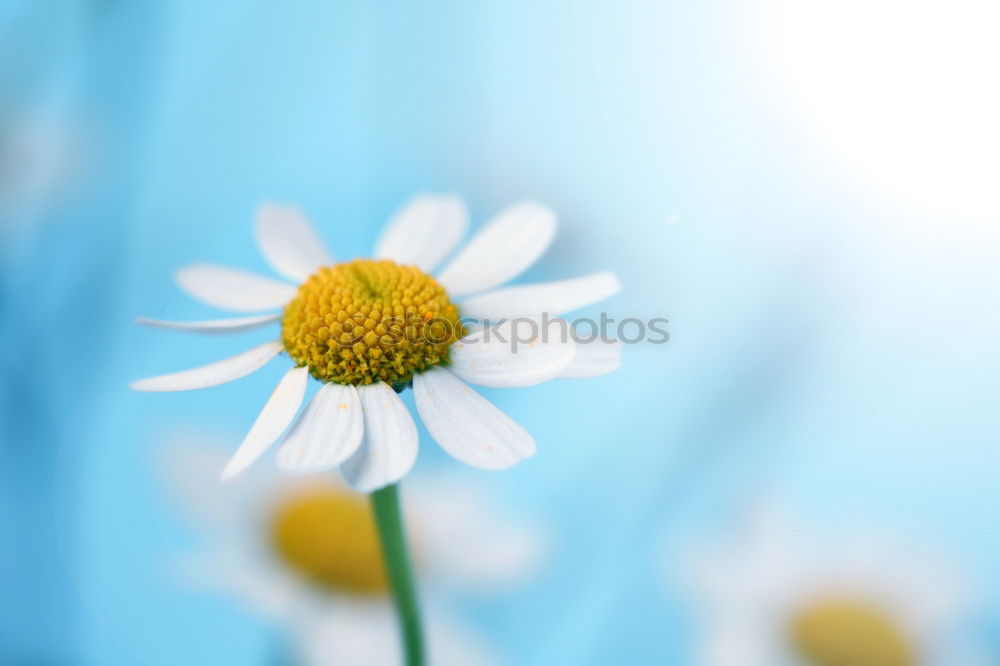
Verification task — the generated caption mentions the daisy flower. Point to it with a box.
[132,194,620,664]
[676,506,983,666]
[131,196,621,486]
[162,438,546,666]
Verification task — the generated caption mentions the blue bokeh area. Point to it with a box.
[2,1,999,664]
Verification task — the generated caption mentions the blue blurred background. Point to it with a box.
[2,0,998,663]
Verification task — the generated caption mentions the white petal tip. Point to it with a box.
[126,341,283,392]
[341,383,419,492]
[438,201,559,296]
[128,377,194,392]
[481,454,532,471]
[174,263,297,312]
[219,465,241,482]
[462,438,536,471]
[604,272,623,294]
[127,379,177,392]
[558,339,623,379]
[450,319,576,388]
[375,195,469,272]
[134,313,282,334]
[254,204,333,281]
[414,368,536,469]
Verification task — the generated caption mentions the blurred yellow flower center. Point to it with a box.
[282,259,464,387]
[270,488,387,595]
[790,597,914,666]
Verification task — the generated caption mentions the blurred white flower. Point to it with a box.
[161,435,548,666]
[0,110,82,230]
[674,505,984,666]
[132,196,621,488]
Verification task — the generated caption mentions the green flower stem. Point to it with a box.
[371,483,425,666]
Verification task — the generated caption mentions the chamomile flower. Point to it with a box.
[132,196,621,489]
[676,507,982,666]
[162,438,546,666]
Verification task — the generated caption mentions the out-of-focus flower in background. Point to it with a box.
[0,107,84,234]
[674,504,985,666]
[160,435,548,666]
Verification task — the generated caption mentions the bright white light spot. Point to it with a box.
[766,0,1000,218]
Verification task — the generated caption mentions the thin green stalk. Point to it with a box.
[371,483,424,666]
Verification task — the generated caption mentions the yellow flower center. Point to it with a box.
[282,259,464,387]
[789,597,915,666]
[269,487,387,594]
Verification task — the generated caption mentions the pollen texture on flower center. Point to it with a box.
[282,258,464,387]
[270,487,388,594]
[790,597,913,666]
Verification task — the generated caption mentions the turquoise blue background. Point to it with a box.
[2,0,998,663]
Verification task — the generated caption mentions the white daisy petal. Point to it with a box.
[276,382,363,473]
[175,263,298,312]
[414,367,535,470]
[341,382,419,492]
[448,319,575,388]
[221,366,310,480]
[135,313,281,335]
[255,203,333,281]
[436,201,557,297]
[460,271,621,320]
[558,338,622,378]
[129,341,283,392]
[374,195,468,272]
